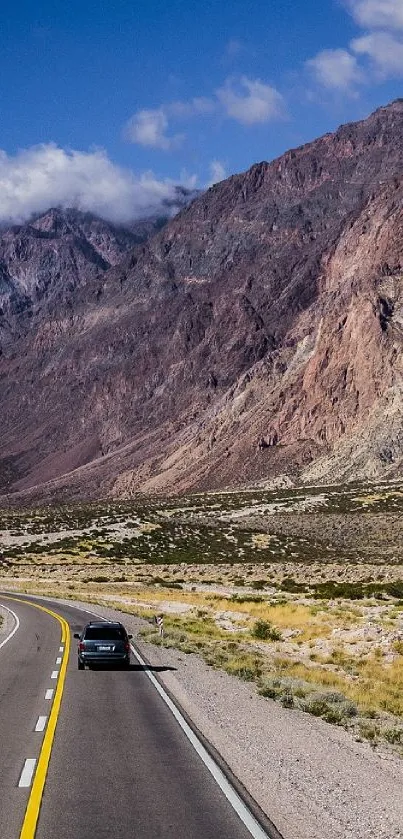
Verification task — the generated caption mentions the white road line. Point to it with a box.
[50,670,59,680]
[130,644,270,839]
[59,646,64,652]
[18,759,36,788]
[35,716,47,732]
[56,656,62,664]
[45,689,54,700]
[0,603,20,650]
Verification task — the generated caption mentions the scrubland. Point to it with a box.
[1,479,403,753]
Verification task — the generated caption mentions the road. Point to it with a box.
[0,594,281,839]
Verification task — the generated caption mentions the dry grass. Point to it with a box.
[2,483,403,753]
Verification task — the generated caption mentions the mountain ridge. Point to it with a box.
[1,100,403,502]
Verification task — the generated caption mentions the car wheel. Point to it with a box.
[78,660,85,670]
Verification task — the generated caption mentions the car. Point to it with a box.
[74,621,132,669]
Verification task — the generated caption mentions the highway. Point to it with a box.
[0,594,281,839]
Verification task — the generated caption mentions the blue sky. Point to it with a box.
[1,0,402,222]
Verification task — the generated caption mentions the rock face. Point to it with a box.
[1,101,403,501]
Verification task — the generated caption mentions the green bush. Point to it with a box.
[280,691,294,708]
[252,620,281,641]
[301,692,358,724]
[383,728,403,745]
[231,594,264,604]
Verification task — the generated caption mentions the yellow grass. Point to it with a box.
[272,654,403,716]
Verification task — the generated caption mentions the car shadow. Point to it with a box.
[86,663,177,672]
[129,663,178,672]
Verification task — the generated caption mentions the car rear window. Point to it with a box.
[84,626,125,640]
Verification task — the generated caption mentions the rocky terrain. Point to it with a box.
[1,101,403,501]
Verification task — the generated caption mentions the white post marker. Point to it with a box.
[19,759,36,789]
[155,615,164,638]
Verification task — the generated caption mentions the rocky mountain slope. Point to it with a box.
[1,101,403,501]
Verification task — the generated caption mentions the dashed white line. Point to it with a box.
[35,716,47,733]
[56,656,62,664]
[45,689,54,700]
[59,646,64,653]
[50,670,59,680]
[18,759,36,788]
[0,604,20,650]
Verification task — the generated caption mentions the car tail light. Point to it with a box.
[78,642,85,651]
[125,642,130,652]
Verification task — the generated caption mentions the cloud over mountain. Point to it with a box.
[0,144,182,224]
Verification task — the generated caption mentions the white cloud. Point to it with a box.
[126,79,284,148]
[306,0,403,91]
[306,48,364,90]
[347,0,403,31]
[0,144,185,224]
[207,160,227,186]
[216,76,285,124]
[124,107,183,150]
[351,30,403,75]
[167,97,216,118]
[125,99,214,149]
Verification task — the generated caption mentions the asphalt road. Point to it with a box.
[0,594,277,839]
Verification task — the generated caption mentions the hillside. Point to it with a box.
[1,101,403,501]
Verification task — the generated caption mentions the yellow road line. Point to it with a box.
[2,596,70,839]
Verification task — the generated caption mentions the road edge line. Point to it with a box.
[0,602,20,649]
[130,642,279,839]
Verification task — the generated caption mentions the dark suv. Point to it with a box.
[74,621,132,669]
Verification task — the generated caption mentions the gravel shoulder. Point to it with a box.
[20,595,403,839]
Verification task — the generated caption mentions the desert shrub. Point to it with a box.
[312,581,365,600]
[383,728,403,745]
[384,580,403,599]
[357,721,379,742]
[281,577,306,593]
[312,579,403,601]
[252,620,281,641]
[225,653,263,682]
[300,691,357,724]
[231,594,264,604]
[259,683,279,699]
[280,691,294,708]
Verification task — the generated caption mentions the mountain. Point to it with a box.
[1,101,403,502]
